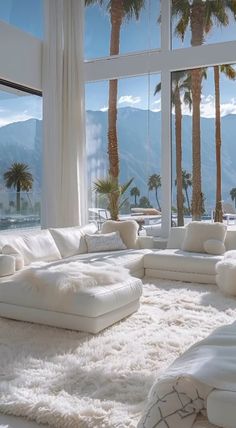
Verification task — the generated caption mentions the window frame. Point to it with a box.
[84,0,236,237]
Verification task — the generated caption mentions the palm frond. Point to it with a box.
[154,82,161,96]
[120,177,134,195]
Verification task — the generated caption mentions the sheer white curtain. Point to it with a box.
[42,0,87,228]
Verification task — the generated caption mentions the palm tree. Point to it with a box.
[230,188,236,208]
[85,0,145,182]
[155,71,192,226]
[173,0,236,220]
[130,186,140,206]
[182,170,192,215]
[148,174,161,210]
[4,163,34,213]
[94,176,133,220]
[214,65,236,222]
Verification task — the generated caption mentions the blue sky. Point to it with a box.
[85,1,236,116]
[0,1,236,127]
[0,0,43,39]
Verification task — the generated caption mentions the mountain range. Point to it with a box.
[0,108,236,212]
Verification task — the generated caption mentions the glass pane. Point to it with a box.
[85,73,162,236]
[84,0,161,60]
[0,84,42,231]
[172,0,236,50]
[0,0,43,39]
[171,64,236,227]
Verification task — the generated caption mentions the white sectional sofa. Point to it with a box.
[0,220,235,334]
[143,225,236,284]
[0,222,153,333]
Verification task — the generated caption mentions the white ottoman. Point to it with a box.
[0,275,143,334]
[216,255,236,296]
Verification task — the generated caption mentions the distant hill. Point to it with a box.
[87,107,236,211]
[0,109,236,212]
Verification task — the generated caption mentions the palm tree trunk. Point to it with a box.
[191,67,202,221]
[16,182,21,213]
[185,188,191,215]
[174,90,184,226]
[214,65,223,223]
[155,188,161,211]
[190,2,204,221]
[107,1,123,182]
[134,195,137,206]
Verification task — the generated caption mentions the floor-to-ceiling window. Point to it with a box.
[84,0,236,236]
[0,82,42,230]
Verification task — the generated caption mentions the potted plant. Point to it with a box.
[93,176,133,221]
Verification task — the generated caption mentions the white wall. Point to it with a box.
[0,21,42,91]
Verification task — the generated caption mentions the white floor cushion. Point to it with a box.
[207,389,236,428]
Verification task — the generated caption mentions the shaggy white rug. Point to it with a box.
[1,279,236,428]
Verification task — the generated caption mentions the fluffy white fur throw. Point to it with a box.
[16,261,130,295]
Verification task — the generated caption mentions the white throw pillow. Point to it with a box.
[182,222,227,253]
[2,245,24,270]
[203,239,225,255]
[85,231,127,253]
[101,220,139,249]
[50,223,98,258]
[0,254,15,276]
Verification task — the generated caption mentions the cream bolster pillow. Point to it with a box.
[85,231,127,253]
[182,222,227,253]
[101,220,139,249]
[0,255,15,276]
[2,245,24,270]
[203,239,225,255]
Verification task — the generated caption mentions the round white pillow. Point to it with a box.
[0,254,15,276]
[203,239,225,255]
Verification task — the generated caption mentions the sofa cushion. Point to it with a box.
[85,232,126,253]
[167,227,186,249]
[101,220,139,249]
[182,222,227,253]
[203,239,225,255]
[49,223,97,258]
[144,249,222,275]
[54,249,150,275]
[1,230,61,265]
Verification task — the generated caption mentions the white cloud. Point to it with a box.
[100,106,108,112]
[151,99,161,112]
[118,95,141,105]
[177,94,236,118]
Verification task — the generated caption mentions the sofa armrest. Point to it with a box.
[137,236,154,249]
